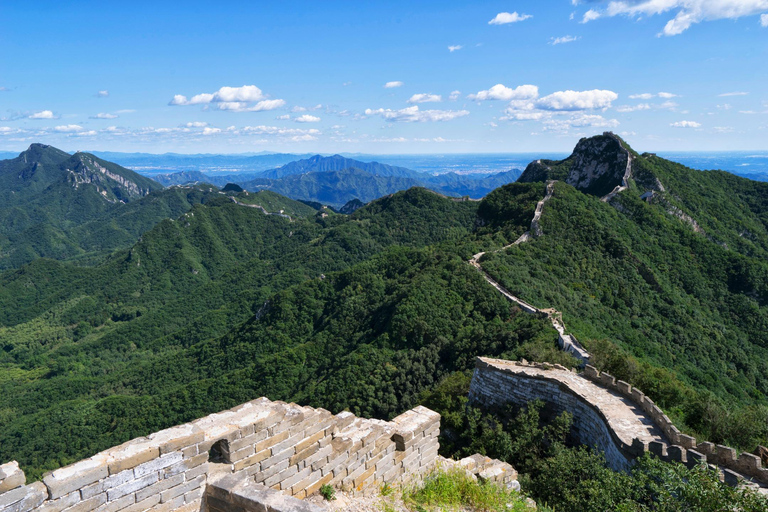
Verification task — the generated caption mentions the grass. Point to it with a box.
[403,466,540,512]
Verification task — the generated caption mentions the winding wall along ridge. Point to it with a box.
[469,180,590,363]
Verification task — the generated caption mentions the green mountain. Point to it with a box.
[257,154,422,179]
[2,133,768,489]
[0,146,256,269]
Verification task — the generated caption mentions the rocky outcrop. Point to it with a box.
[518,133,634,199]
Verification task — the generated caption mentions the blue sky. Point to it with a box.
[1,0,766,153]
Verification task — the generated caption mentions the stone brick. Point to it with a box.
[43,456,109,500]
[107,439,160,475]
[36,491,80,512]
[159,474,204,503]
[0,461,25,493]
[134,473,183,502]
[106,472,158,501]
[133,451,183,478]
[0,482,46,512]
[148,424,204,455]
[60,493,107,512]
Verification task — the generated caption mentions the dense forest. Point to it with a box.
[2,135,768,511]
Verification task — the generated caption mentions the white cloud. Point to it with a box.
[713,126,735,133]
[762,13,768,26]
[0,127,14,134]
[53,124,84,132]
[408,93,442,103]
[504,112,546,121]
[275,114,291,120]
[630,92,678,100]
[550,35,581,45]
[582,1,768,36]
[449,90,461,101]
[295,114,321,123]
[72,130,97,137]
[364,105,470,122]
[469,84,539,101]
[488,12,532,25]
[384,81,404,88]
[291,106,307,112]
[91,113,118,119]
[542,114,620,132]
[169,85,284,112]
[216,99,286,112]
[185,121,208,127]
[202,127,221,135]
[536,89,618,111]
[242,126,321,136]
[97,90,109,97]
[671,120,701,128]
[616,103,652,112]
[29,110,56,119]
[582,9,601,23]
[718,91,749,96]
[448,45,463,52]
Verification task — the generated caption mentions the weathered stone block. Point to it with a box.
[107,438,160,475]
[0,461,25,493]
[43,456,109,500]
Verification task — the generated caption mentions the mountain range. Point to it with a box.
[0,134,767,501]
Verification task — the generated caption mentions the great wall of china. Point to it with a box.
[2,148,767,510]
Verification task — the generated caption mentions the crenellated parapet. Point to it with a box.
[469,357,768,489]
[581,365,768,486]
[0,398,442,512]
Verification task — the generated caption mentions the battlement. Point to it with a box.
[469,357,768,487]
[0,398,441,512]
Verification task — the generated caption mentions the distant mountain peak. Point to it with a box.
[519,132,637,197]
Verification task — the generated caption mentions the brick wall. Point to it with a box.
[0,399,440,512]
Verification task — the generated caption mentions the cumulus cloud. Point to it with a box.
[448,45,463,52]
[762,13,768,26]
[550,35,580,45]
[449,90,461,101]
[91,113,118,119]
[97,90,109,97]
[719,91,749,96]
[364,105,469,122]
[275,114,291,120]
[581,1,768,36]
[169,85,285,112]
[671,120,701,128]
[53,124,84,132]
[488,12,532,25]
[536,89,618,111]
[185,121,208,127]
[408,93,442,103]
[29,110,56,119]
[295,114,321,123]
[202,127,221,135]
[384,81,404,88]
[468,84,539,101]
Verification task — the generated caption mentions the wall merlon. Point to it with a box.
[3,397,442,511]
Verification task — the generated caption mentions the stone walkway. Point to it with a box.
[479,358,666,447]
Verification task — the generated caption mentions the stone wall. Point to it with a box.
[468,358,640,470]
[0,399,440,512]
[581,365,768,486]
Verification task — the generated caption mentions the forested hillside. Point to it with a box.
[2,134,768,495]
